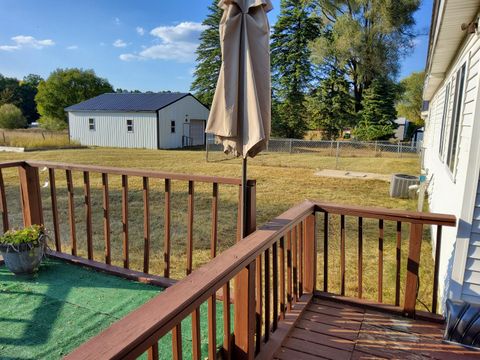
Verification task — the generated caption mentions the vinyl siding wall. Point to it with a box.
[423,31,480,308]
[69,111,158,149]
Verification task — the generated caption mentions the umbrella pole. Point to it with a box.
[241,157,248,239]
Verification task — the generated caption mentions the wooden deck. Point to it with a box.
[275,297,480,360]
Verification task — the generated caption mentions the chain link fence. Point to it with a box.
[206,135,421,163]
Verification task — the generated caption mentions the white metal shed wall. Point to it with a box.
[69,111,157,149]
[423,30,480,307]
[158,95,209,149]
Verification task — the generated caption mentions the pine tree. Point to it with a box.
[355,77,398,141]
[305,69,355,140]
[190,1,223,107]
[271,0,322,138]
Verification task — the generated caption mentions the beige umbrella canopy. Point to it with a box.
[206,0,273,159]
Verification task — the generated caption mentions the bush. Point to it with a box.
[39,116,67,131]
[0,104,27,129]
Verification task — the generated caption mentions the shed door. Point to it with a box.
[189,120,205,146]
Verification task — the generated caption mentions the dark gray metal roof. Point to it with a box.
[65,92,191,112]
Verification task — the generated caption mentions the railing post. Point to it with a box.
[403,223,423,317]
[234,180,256,359]
[19,164,43,227]
[303,214,316,293]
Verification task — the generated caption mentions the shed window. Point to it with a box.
[446,63,466,173]
[171,120,176,133]
[89,118,95,131]
[127,119,134,133]
[438,83,450,158]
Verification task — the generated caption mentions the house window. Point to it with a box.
[127,119,134,133]
[446,63,466,173]
[438,83,450,158]
[89,118,95,131]
[171,120,175,133]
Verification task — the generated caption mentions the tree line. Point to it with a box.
[191,0,425,141]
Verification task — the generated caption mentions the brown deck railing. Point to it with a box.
[65,200,455,359]
[0,160,254,284]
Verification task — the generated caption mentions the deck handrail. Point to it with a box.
[65,199,456,359]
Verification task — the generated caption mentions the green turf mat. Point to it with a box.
[0,258,227,359]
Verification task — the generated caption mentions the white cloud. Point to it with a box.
[150,22,206,43]
[66,45,79,50]
[114,17,121,25]
[113,39,127,48]
[136,27,145,36]
[0,35,55,51]
[120,21,206,63]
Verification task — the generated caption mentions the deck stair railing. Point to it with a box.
[63,199,455,360]
[0,160,253,284]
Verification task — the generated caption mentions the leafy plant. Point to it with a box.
[0,225,44,246]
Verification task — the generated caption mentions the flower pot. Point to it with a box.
[0,235,45,274]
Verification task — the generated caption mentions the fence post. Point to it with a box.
[330,140,334,156]
[375,141,378,153]
[19,164,43,227]
[234,180,256,359]
[289,139,293,154]
[403,223,423,317]
[335,141,340,169]
[397,142,401,158]
[303,214,316,293]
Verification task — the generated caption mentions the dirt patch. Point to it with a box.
[315,169,391,182]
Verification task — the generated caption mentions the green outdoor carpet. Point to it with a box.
[0,258,226,360]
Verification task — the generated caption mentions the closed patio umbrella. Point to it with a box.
[206,0,273,237]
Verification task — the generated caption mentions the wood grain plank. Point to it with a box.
[122,175,129,269]
[48,168,61,251]
[83,171,93,260]
[358,217,363,299]
[164,179,171,278]
[211,182,218,258]
[223,281,232,360]
[272,241,279,331]
[280,236,286,319]
[143,176,150,274]
[102,173,111,265]
[340,215,345,296]
[208,294,217,360]
[395,221,401,306]
[0,169,8,233]
[378,219,384,303]
[172,324,182,360]
[324,212,329,292]
[192,307,201,360]
[432,225,442,314]
[66,169,77,256]
[186,180,194,275]
[264,247,271,343]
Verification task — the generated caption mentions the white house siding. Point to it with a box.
[423,31,480,308]
[69,111,158,149]
[158,95,209,149]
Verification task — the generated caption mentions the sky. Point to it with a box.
[0,0,432,92]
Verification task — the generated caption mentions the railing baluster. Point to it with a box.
[255,253,262,354]
[292,227,298,301]
[208,293,216,360]
[164,179,171,278]
[222,281,231,359]
[324,212,329,292]
[298,223,303,297]
[287,231,292,310]
[192,308,201,360]
[147,343,159,360]
[264,248,271,343]
[143,177,150,274]
[122,175,129,269]
[83,171,93,260]
[272,241,279,331]
[340,214,345,296]
[395,221,402,306]
[186,180,194,275]
[0,169,8,233]
[66,170,77,256]
[404,223,423,317]
[48,168,61,251]
[304,214,316,293]
[102,173,111,265]
[358,217,363,299]
[432,225,442,314]
[378,219,384,303]
[172,324,182,360]
[211,183,218,258]
[279,236,286,319]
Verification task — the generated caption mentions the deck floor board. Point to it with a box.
[275,297,480,360]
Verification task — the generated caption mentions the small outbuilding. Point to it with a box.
[65,93,209,149]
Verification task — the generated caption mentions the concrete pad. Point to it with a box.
[315,169,391,182]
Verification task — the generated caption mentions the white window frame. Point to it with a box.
[438,82,450,160]
[89,118,95,131]
[127,119,134,133]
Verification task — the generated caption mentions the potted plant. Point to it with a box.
[0,225,46,274]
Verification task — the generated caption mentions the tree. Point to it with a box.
[271,0,322,138]
[0,104,27,129]
[19,74,43,123]
[310,0,420,112]
[305,69,355,139]
[354,77,398,140]
[396,71,424,126]
[190,0,222,107]
[35,68,113,123]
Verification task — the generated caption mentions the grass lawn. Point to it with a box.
[0,148,435,310]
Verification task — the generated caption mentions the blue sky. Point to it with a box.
[0,0,431,92]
